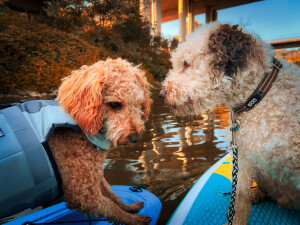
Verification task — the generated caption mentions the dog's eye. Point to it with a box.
[109,102,122,109]
[183,61,190,70]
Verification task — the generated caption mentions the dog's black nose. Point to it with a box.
[128,133,141,143]
[159,90,165,101]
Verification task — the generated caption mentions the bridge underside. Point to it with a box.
[144,0,262,42]
[161,0,262,23]
[268,39,300,49]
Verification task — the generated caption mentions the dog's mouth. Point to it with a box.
[170,104,178,109]
[169,98,194,112]
[99,127,106,134]
[128,133,141,143]
[104,119,145,147]
[186,98,194,107]
[170,99,204,117]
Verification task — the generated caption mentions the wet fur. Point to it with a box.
[49,58,152,225]
[161,23,300,224]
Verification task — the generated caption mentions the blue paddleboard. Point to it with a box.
[4,185,162,225]
[167,153,300,225]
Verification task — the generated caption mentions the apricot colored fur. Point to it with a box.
[49,58,152,225]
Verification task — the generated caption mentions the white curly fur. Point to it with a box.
[161,22,300,224]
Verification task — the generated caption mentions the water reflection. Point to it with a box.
[105,86,230,224]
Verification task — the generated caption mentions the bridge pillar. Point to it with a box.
[179,0,187,42]
[205,6,218,24]
[150,0,161,36]
[187,0,195,34]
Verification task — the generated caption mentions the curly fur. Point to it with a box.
[208,24,265,78]
[161,23,300,224]
[48,58,152,225]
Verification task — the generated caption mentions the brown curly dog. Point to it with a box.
[48,58,152,225]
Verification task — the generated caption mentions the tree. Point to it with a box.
[43,0,87,33]
[42,0,171,80]
[161,38,169,51]
[170,36,179,51]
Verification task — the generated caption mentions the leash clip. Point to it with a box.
[228,111,240,151]
[230,111,240,142]
[230,119,240,133]
[230,111,240,133]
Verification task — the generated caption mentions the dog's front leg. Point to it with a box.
[65,182,151,225]
[231,163,252,225]
[48,130,150,225]
[100,178,144,213]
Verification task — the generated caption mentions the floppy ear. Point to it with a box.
[57,64,106,136]
[208,24,264,79]
[135,69,152,120]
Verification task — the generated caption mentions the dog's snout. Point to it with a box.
[159,90,166,101]
[128,133,141,143]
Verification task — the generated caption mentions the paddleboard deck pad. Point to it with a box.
[4,185,162,225]
[167,153,300,225]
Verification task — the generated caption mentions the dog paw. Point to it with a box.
[125,202,144,213]
[278,195,292,207]
[133,214,151,225]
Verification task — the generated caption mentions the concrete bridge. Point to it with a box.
[4,0,300,49]
[141,0,262,42]
[267,38,300,49]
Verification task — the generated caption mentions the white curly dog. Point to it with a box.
[160,23,300,224]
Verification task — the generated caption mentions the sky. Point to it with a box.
[161,0,300,42]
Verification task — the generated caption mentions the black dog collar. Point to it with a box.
[233,57,283,115]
